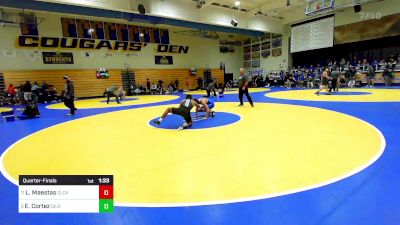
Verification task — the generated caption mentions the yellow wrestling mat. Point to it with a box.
[266,88,400,102]
[46,95,179,109]
[185,87,270,95]
[0,107,13,113]
[2,103,383,206]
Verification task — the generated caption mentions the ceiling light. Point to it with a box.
[234,1,240,6]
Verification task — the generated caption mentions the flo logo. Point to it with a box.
[359,12,382,20]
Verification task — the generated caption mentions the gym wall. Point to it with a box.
[0,11,239,94]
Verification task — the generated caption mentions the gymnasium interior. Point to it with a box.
[0,0,399,224]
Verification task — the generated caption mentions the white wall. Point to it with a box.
[0,12,242,76]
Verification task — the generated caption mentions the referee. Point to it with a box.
[63,76,77,115]
[238,68,254,107]
[329,66,340,92]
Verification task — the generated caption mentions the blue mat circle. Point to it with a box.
[149,112,241,130]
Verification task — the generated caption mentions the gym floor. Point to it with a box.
[1,87,400,225]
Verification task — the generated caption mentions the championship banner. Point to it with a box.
[42,52,74,64]
[155,55,173,65]
[249,68,264,76]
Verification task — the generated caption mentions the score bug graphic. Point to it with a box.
[19,175,114,213]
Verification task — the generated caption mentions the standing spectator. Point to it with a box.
[63,76,77,115]
[41,81,50,103]
[264,75,271,87]
[186,76,190,90]
[175,79,179,91]
[7,83,16,96]
[41,81,49,90]
[22,81,32,101]
[238,68,254,107]
[31,81,40,103]
[146,78,151,94]
[167,83,174,94]
[157,80,164,94]
[366,66,376,87]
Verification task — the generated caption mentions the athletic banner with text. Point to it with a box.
[42,52,74,64]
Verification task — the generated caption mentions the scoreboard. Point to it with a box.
[290,16,334,53]
[19,175,113,213]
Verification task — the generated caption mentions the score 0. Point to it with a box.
[99,184,113,213]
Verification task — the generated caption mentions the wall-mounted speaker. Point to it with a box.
[138,4,146,15]
[354,4,361,13]
[231,19,238,27]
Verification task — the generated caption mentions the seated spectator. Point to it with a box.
[139,85,146,94]
[298,71,306,88]
[378,59,387,70]
[339,73,346,87]
[348,68,356,87]
[388,56,397,69]
[166,83,174,94]
[285,74,295,88]
[306,71,314,88]
[382,68,394,86]
[351,57,358,67]
[133,86,141,95]
[151,83,158,94]
[339,58,346,67]
[354,72,363,87]
[361,59,369,71]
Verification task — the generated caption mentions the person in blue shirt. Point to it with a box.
[196,97,215,118]
[298,71,306,88]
